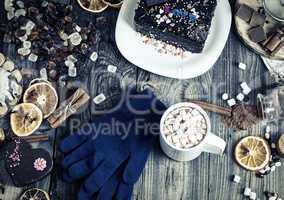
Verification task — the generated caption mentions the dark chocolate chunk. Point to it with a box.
[261,28,284,55]
[236,4,254,22]
[248,26,267,43]
[272,41,284,56]
[145,0,168,7]
[250,11,266,26]
[264,33,282,52]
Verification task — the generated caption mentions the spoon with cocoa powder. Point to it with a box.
[189,100,261,131]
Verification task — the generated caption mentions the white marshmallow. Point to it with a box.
[265,132,270,140]
[243,88,252,95]
[236,93,245,101]
[275,162,282,167]
[238,62,247,70]
[250,192,257,200]
[244,188,251,196]
[265,107,275,113]
[90,52,98,62]
[40,68,48,80]
[240,82,249,90]
[93,93,106,105]
[65,60,75,68]
[171,135,180,144]
[241,82,251,95]
[266,125,271,133]
[68,66,77,77]
[180,137,188,146]
[271,166,276,172]
[233,175,241,183]
[222,93,229,100]
[195,132,203,141]
[107,65,117,73]
[227,98,236,107]
[28,53,38,62]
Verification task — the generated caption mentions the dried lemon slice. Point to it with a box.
[23,82,58,118]
[19,188,50,200]
[10,103,43,137]
[234,136,271,171]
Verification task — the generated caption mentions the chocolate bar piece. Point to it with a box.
[250,11,266,26]
[145,0,168,7]
[248,26,267,43]
[236,4,254,22]
[134,0,218,53]
[261,29,284,55]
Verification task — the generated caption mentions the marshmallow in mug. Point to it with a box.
[162,106,207,149]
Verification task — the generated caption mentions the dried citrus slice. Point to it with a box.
[10,103,43,137]
[23,82,58,118]
[277,134,284,158]
[77,0,108,13]
[102,0,123,8]
[0,128,5,143]
[19,188,50,200]
[234,136,271,171]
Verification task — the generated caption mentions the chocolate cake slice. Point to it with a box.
[134,0,218,53]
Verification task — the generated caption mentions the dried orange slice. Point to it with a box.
[19,188,50,200]
[10,103,43,137]
[23,82,58,118]
[234,136,271,171]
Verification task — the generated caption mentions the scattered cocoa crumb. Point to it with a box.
[222,103,261,131]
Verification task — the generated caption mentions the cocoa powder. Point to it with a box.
[222,104,261,131]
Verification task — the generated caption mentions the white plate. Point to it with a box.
[115,0,232,79]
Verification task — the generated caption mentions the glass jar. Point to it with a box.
[263,0,284,23]
[257,86,284,122]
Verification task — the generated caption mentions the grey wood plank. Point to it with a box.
[0,56,55,200]
[135,69,213,200]
[2,0,284,199]
[50,8,138,200]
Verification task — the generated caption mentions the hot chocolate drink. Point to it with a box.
[162,105,207,149]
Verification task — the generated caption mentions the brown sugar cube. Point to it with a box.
[249,11,266,26]
[236,4,254,22]
[248,26,267,43]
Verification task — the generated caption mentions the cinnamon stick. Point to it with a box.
[26,135,49,143]
[188,100,232,117]
[12,134,50,143]
[47,88,90,128]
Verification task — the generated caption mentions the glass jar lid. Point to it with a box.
[263,0,284,22]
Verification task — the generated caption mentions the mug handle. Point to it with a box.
[202,132,226,155]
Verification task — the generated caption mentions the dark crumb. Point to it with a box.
[221,103,261,131]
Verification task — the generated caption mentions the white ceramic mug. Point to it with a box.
[159,102,226,162]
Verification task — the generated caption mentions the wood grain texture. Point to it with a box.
[0,0,284,200]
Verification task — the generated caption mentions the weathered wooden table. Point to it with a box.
[0,0,283,200]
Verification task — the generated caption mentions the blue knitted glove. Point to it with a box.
[60,88,166,200]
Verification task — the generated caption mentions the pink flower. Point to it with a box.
[34,158,47,171]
